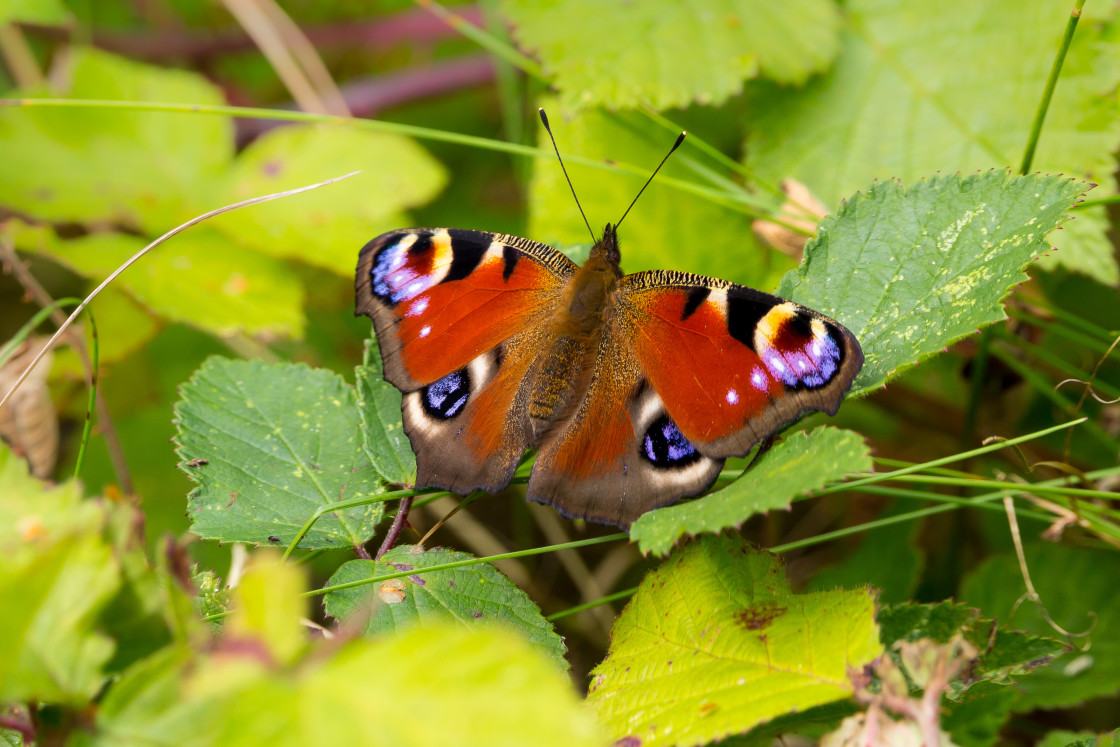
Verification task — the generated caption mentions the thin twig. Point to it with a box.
[0,172,359,413]
[375,494,414,559]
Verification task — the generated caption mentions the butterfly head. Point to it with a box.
[591,223,622,270]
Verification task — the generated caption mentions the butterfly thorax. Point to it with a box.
[527,225,623,440]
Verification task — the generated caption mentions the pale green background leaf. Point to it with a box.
[8,221,305,339]
[0,0,69,24]
[0,46,231,232]
[960,543,1120,711]
[0,446,120,704]
[175,358,385,550]
[208,124,447,276]
[528,105,792,289]
[324,545,567,670]
[354,337,415,485]
[589,536,881,747]
[779,172,1087,393]
[745,0,1120,283]
[502,0,840,111]
[631,427,871,556]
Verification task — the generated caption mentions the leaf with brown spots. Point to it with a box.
[588,535,881,747]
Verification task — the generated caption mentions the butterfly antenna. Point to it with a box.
[615,131,687,231]
[539,108,597,244]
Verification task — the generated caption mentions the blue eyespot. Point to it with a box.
[422,368,470,420]
[641,415,700,469]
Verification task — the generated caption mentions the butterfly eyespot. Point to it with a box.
[422,368,472,420]
[640,415,701,469]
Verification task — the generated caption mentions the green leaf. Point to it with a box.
[174,358,385,550]
[227,551,307,666]
[323,544,567,670]
[588,536,881,746]
[960,543,1120,711]
[778,172,1087,393]
[746,0,1120,283]
[501,0,840,110]
[0,46,232,232]
[0,446,120,704]
[354,337,415,485]
[8,220,306,339]
[191,566,230,621]
[877,601,1068,699]
[631,427,872,556]
[95,629,600,745]
[51,286,160,377]
[527,104,793,290]
[942,681,1018,747]
[0,0,70,24]
[208,124,447,276]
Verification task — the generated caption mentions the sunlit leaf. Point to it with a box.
[174,358,386,550]
[502,0,840,110]
[779,172,1087,393]
[324,544,567,670]
[589,536,881,746]
[631,426,871,556]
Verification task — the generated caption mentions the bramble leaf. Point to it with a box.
[354,337,415,486]
[588,536,881,746]
[324,544,566,670]
[502,0,840,111]
[175,358,385,550]
[780,172,1087,393]
[746,0,1120,282]
[631,426,871,556]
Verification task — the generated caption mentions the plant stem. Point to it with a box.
[1020,0,1085,174]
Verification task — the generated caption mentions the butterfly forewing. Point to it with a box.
[355,228,576,493]
[615,271,863,458]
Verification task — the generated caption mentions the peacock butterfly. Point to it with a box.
[355,116,863,528]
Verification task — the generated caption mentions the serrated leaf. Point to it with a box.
[354,337,415,485]
[588,536,881,747]
[631,427,872,556]
[9,221,305,339]
[960,543,1120,711]
[528,105,792,289]
[208,124,446,276]
[746,0,1120,282]
[778,172,1086,393]
[191,566,230,621]
[323,544,567,670]
[878,600,1068,699]
[174,358,385,550]
[502,0,840,110]
[0,446,120,704]
[0,46,231,232]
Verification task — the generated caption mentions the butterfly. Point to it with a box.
[355,122,864,528]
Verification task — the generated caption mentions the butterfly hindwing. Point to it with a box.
[355,228,576,390]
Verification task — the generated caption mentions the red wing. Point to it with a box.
[355,228,576,390]
[616,271,863,458]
